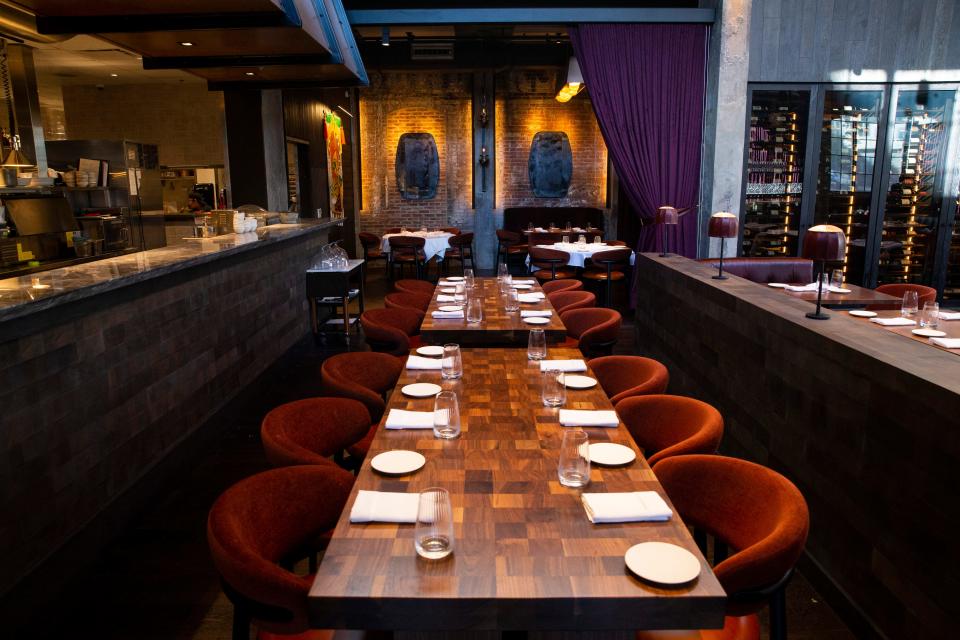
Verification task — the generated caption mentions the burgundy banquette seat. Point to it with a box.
[698,257,813,285]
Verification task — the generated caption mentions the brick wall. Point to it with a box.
[62,83,225,167]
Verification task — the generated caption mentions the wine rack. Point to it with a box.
[944,198,960,305]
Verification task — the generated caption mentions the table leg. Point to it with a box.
[342,296,350,343]
[310,298,318,335]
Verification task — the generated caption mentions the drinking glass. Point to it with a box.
[901,291,919,318]
[498,274,512,296]
[466,296,484,324]
[497,262,509,282]
[401,226,408,233]
[433,391,461,439]
[527,222,534,231]
[820,271,830,292]
[920,301,940,329]
[549,221,556,230]
[527,328,547,360]
[557,429,590,488]
[415,487,454,560]
[453,282,467,308]
[593,235,602,244]
[830,269,844,289]
[562,235,570,244]
[463,268,475,288]
[565,221,572,231]
[504,288,520,313]
[541,367,566,407]
[441,344,463,380]
[577,234,586,245]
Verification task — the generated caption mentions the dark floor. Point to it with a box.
[31,266,858,639]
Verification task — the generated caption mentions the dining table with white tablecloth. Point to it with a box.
[526,242,637,269]
[381,230,455,262]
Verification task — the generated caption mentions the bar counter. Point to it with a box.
[0,218,341,607]
[633,253,960,640]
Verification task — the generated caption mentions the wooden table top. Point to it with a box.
[308,347,726,632]
[846,309,960,356]
[780,282,900,307]
[419,277,568,347]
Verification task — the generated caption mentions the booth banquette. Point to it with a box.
[502,206,604,233]
[698,257,813,284]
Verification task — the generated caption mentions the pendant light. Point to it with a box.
[555,57,584,103]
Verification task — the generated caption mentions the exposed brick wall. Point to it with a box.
[62,83,225,167]
[0,228,328,598]
[496,69,607,209]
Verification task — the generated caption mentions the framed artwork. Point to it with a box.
[325,112,345,219]
[528,131,572,198]
[395,132,439,200]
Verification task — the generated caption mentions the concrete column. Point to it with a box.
[223,89,287,210]
[699,0,752,258]
[5,44,47,175]
[472,71,496,270]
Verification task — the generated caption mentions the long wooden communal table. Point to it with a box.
[846,309,960,355]
[780,282,899,307]
[308,347,726,636]
[419,277,568,347]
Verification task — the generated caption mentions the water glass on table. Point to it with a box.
[541,368,566,407]
[527,328,547,360]
[433,391,461,439]
[562,235,570,244]
[504,288,520,313]
[577,234,586,245]
[498,275,512,296]
[415,488,454,560]
[463,268,474,288]
[920,301,940,329]
[441,344,463,380]
[466,296,484,324]
[497,263,509,281]
[831,269,844,288]
[901,291,919,318]
[558,429,590,488]
[454,282,467,308]
[593,235,602,244]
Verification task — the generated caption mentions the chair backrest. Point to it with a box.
[358,232,380,249]
[261,397,371,467]
[442,227,461,234]
[496,229,522,244]
[561,307,622,357]
[542,279,583,294]
[528,231,565,245]
[589,355,669,405]
[384,292,432,312]
[321,350,404,420]
[394,279,435,296]
[528,246,570,267]
[548,290,596,315]
[207,465,354,635]
[360,308,422,358]
[652,455,809,608]
[616,395,723,465]
[449,232,474,248]
[605,240,627,246]
[868,283,938,311]
[698,257,813,284]
[388,235,426,251]
[590,248,632,266]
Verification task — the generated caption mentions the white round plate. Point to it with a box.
[913,328,947,338]
[511,283,533,290]
[832,287,852,294]
[416,345,445,357]
[371,450,426,475]
[848,310,877,318]
[564,375,598,389]
[767,283,788,288]
[440,287,456,293]
[625,542,701,585]
[401,382,443,398]
[445,276,465,281]
[438,305,462,312]
[588,442,636,466]
[523,316,550,325]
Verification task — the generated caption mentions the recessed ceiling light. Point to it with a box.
[245,72,255,76]
[179,41,193,47]
[109,73,118,77]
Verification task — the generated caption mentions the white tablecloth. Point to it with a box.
[528,243,636,269]
[381,231,454,261]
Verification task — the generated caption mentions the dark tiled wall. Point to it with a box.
[0,230,325,598]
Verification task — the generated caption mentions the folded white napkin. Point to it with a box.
[439,287,456,293]
[384,409,435,430]
[827,286,851,293]
[350,490,419,523]
[437,280,461,287]
[559,409,620,427]
[540,359,587,372]
[938,312,960,321]
[521,310,552,317]
[534,227,546,232]
[581,491,673,523]
[518,292,546,303]
[870,317,916,327]
[406,355,443,370]
[436,294,456,302]
[784,283,819,292]
[512,279,536,284]
[930,337,960,349]
[432,310,464,319]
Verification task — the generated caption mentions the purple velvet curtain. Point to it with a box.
[570,24,708,258]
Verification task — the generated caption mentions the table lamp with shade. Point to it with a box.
[656,206,678,257]
[801,224,846,320]
[708,212,738,280]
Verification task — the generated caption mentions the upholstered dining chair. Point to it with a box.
[384,291,432,313]
[541,278,583,294]
[528,245,576,281]
[616,395,723,465]
[582,247,632,307]
[358,232,387,281]
[445,232,475,276]
[387,235,427,280]
[359,308,423,357]
[547,290,596,315]
[588,355,669,405]
[261,397,371,470]
[393,278,435,296]
[207,465,355,640]
[496,229,528,271]
[866,283,937,311]
[560,307,622,358]
[638,455,809,640]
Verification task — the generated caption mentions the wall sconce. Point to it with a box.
[478,85,490,192]
[381,26,390,47]
[556,57,584,103]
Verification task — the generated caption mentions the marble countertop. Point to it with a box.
[0,218,343,324]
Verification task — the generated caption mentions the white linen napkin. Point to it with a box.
[930,337,960,349]
[559,409,620,428]
[784,283,818,292]
[437,280,461,287]
[521,310,552,317]
[405,355,443,370]
[534,227,546,232]
[540,359,587,372]
[827,286,851,293]
[518,292,546,303]
[436,294,456,302]
[432,310,464,319]
[938,311,960,321]
[512,279,536,284]
[581,491,673,523]
[869,317,916,327]
[384,409,435,430]
[350,490,419,523]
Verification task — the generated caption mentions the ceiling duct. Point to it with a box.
[0,2,71,44]
[410,42,453,61]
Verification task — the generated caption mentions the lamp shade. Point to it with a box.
[801,224,846,261]
[708,212,738,239]
[656,206,679,225]
[2,146,33,168]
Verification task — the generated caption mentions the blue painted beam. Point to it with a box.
[346,7,715,25]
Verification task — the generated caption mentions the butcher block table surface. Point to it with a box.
[308,347,726,634]
[419,277,568,347]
